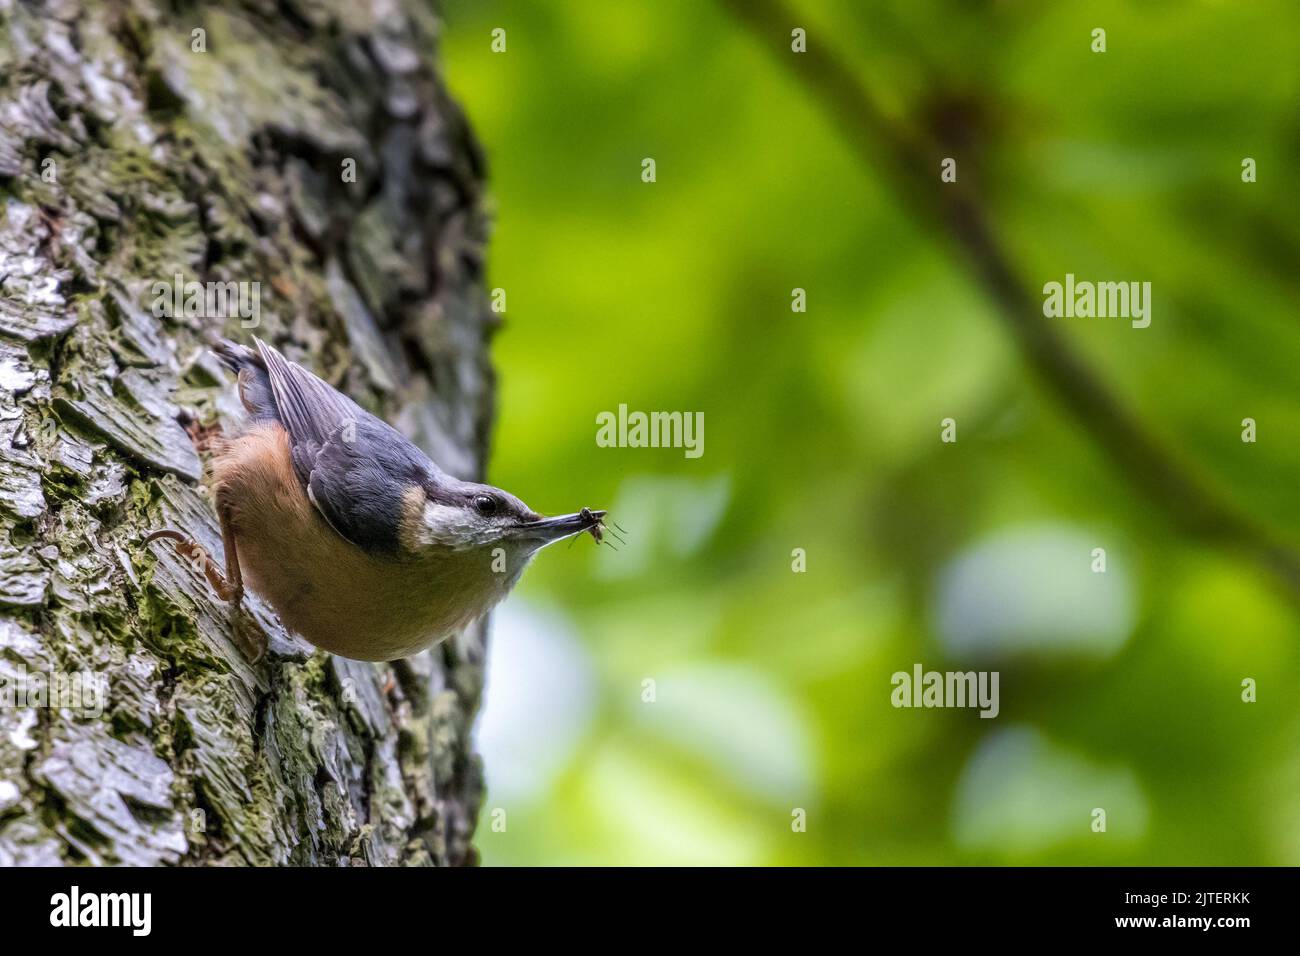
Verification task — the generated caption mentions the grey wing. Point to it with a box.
[254,337,360,486]
[254,338,436,554]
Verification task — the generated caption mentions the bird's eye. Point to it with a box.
[473,495,499,517]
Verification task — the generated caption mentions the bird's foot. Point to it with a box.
[142,529,240,603]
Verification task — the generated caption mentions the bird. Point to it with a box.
[144,336,611,662]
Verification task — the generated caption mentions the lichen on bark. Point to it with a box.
[0,0,495,865]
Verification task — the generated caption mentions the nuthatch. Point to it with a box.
[145,337,612,662]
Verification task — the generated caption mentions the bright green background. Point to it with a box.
[441,0,1300,865]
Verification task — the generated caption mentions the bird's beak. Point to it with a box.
[511,509,606,547]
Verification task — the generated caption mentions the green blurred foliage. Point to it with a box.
[441,0,1300,865]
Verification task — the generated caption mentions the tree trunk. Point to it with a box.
[0,0,493,865]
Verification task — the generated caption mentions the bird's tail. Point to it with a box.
[213,338,262,373]
[213,338,277,424]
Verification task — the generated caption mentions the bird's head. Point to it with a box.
[402,477,606,566]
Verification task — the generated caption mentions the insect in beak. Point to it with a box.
[578,507,626,550]
[514,508,605,544]
[514,508,626,551]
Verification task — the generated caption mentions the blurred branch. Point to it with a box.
[721,0,1300,604]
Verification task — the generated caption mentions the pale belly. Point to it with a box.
[212,425,501,661]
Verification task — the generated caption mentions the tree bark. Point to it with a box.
[0,0,493,865]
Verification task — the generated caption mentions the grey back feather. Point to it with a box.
[220,337,445,554]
